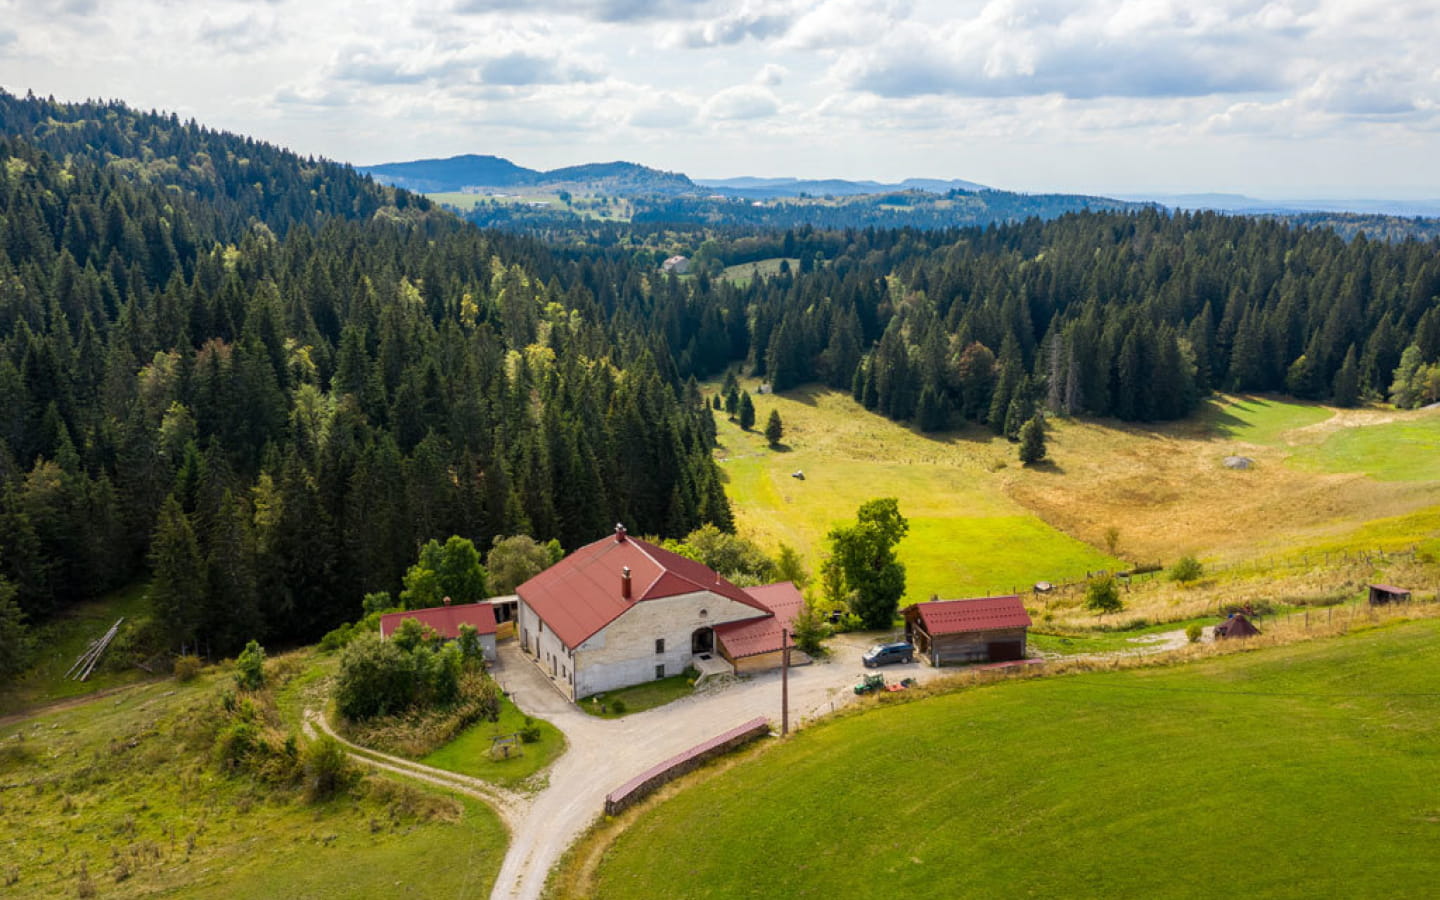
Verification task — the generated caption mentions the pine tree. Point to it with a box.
[1332,345,1360,407]
[1018,415,1047,465]
[738,391,756,431]
[764,409,783,446]
[149,495,206,650]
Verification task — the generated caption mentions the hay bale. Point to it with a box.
[1223,455,1254,470]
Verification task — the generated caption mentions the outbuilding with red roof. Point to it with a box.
[903,595,1032,666]
[516,524,803,699]
[379,599,499,662]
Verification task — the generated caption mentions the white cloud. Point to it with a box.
[703,84,779,120]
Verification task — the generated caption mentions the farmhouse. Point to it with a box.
[379,600,499,662]
[516,525,806,699]
[660,255,690,275]
[903,595,1032,666]
[1368,584,1412,605]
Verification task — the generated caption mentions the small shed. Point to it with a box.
[1368,584,1412,605]
[902,596,1032,666]
[1213,613,1260,640]
[379,600,499,662]
[660,255,691,275]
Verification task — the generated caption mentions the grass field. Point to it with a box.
[0,661,506,898]
[1005,395,1440,564]
[1,582,155,715]
[718,257,799,286]
[712,382,1121,604]
[420,694,564,786]
[586,617,1440,898]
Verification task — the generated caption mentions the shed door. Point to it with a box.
[987,641,1023,662]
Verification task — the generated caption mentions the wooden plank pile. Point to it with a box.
[64,617,124,682]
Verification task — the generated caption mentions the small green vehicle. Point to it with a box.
[854,673,885,695]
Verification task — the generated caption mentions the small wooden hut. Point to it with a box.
[1368,584,1412,605]
[903,596,1031,666]
[1213,613,1260,640]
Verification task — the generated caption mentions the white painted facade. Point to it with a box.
[518,589,765,699]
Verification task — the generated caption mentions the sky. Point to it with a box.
[2,0,1438,198]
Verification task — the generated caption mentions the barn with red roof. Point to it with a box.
[379,599,499,662]
[516,524,806,698]
[902,595,1032,666]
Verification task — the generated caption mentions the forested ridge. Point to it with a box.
[1,90,1438,669]
[0,91,728,660]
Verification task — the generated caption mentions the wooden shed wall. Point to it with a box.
[723,648,812,673]
[929,627,1028,666]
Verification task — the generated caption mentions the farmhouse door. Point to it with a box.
[692,627,714,654]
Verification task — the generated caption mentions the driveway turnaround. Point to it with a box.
[487,633,940,900]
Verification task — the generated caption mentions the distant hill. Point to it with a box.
[695,175,988,199]
[358,154,695,195]
[360,153,538,192]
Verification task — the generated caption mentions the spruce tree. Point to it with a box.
[738,391,756,431]
[1018,415,1047,465]
[1332,345,1360,407]
[149,495,206,650]
[764,409,783,446]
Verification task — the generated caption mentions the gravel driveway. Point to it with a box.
[488,632,940,899]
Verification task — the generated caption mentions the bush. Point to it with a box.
[335,633,470,722]
[790,603,831,657]
[1169,556,1205,583]
[1084,575,1123,616]
[609,698,627,715]
[518,717,542,744]
[234,640,266,691]
[1185,623,1204,643]
[301,735,352,802]
[173,655,201,682]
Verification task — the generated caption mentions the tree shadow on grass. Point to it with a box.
[1023,459,1066,474]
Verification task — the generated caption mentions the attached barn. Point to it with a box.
[903,596,1032,666]
[714,582,812,674]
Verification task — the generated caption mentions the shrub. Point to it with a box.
[173,655,201,682]
[457,624,485,667]
[301,735,352,802]
[234,640,266,691]
[518,717,542,744]
[1169,556,1205,583]
[790,603,831,657]
[1185,623,1204,643]
[609,698,627,715]
[1084,575,1123,616]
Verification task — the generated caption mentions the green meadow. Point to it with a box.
[713,383,1121,603]
[0,665,506,899]
[589,618,1440,899]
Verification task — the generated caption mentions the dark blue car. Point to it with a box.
[862,642,915,667]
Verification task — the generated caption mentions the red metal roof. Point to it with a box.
[516,531,772,648]
[715,581,805,659]
[379,601,498,640]
[1369,584,1411,594]
[906,595,1032,636]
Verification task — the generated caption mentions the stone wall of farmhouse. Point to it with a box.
[572,590,762,699]
[518,600,579,696]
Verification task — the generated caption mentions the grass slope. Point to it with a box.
[592,619,1440,898]
[713,383,1120,602]
[0,661,506,898]
[1,582,154,716]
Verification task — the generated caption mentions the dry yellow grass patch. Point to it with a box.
[1006,401,1440,565]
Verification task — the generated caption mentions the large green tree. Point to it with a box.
[827,498,909,630]
[402,535,489,609]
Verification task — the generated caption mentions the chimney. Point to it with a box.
[622,566,632,600]
[615,522,628,542]
[443,596,451,606]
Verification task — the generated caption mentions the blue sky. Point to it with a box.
[2,0,1438,197]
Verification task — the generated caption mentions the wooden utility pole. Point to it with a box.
[781,627,790,736]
